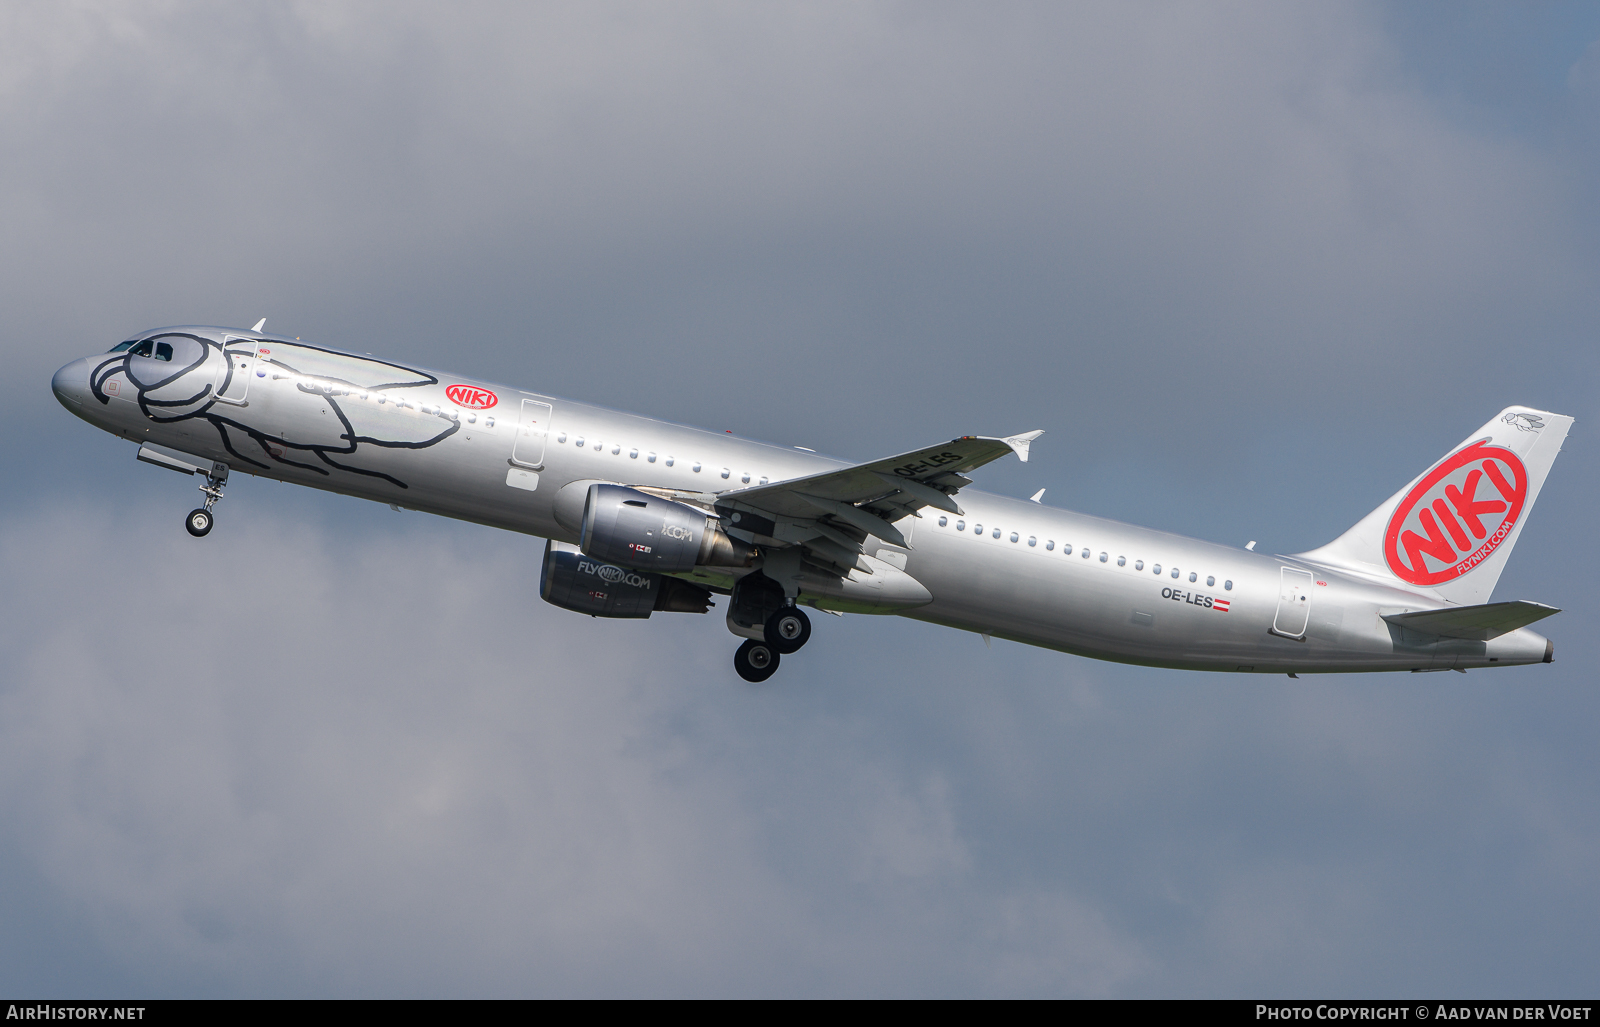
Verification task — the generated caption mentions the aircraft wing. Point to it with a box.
[1382,600,1560,641]
[701,430,1042,572]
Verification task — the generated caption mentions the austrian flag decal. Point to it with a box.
[1212,599,1231,613]
[1384,440,1527,587]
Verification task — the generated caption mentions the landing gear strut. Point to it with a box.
[734,639,780,682]
[185,463,228,538]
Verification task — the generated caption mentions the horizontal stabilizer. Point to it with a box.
[1382,601,1560,641]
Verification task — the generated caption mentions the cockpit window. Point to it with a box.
[129,340,154,357]
[154,341,173,361]
[109,340,136,353]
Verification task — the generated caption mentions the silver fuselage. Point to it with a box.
[51,328,1553,674]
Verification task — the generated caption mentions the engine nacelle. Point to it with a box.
[540,540,713,619]
[580,483,752,572]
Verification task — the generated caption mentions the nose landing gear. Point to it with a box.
[184,463,228,538]
[185,508,213,537]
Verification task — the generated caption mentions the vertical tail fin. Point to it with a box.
[1298,407,1572,604]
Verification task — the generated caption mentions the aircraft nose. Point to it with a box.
[51,357,89,409]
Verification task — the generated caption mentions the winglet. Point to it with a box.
[251,318,267,332]
[1003,430,1045,463]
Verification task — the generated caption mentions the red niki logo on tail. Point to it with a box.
[1384,440,1527,586]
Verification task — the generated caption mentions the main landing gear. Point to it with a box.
[184,464,228,538]
[765,605,811,654]
[734,639,780,682]
[727,571,817,682]
[730,606,814,683]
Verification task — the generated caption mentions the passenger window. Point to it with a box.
[1027,536,1036,546]
[992,528,1001,539]
[1134,560,1144,571]
[647,452,656,463]
[741,473,750,483]
[666,457,675,467]
[629,448,638,458]
[720,468,730,478]
[557,433,566,443]
[692,462,701,472]
[1151,564,1160,575]
[575,437,584,447]
[1224,580,1233,590]
[467,414,477,424]
[974,524,982,534]
[155,342,173,361]
[938,516,948,527]
[484,417,495,428]
[1010,532,1019,543]
[1206,576,1215,587]
[1189,572,1197,582]
[1171,568,1179,579]
[956,520,965,531]
[1117,556,1126,567]
[611,445,621,455]
[759,477,768,485]
[1099,553,1108,563]
[1045,540,1054,550]
[1064,545,1073,555]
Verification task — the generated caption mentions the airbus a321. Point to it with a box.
[52,325,1570,681]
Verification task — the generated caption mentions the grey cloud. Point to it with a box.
[0,505,1154,996]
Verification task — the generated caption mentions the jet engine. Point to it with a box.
[580,484,753,572]
[540,540,713,619]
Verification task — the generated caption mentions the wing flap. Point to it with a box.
[722,432,1041,515]
[1382,600,1560,641]
[714,430,1040,569]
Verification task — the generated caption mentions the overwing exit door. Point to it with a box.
[512,399,554,468]
[1271,567,1314,639]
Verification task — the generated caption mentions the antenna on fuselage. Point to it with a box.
[251,318,266,332]
[1246,541,1257,551]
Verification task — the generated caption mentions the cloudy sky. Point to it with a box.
[3,0,1598,997]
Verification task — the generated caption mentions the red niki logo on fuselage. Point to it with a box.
[1384,440,1527,586]
[445,384,498,410]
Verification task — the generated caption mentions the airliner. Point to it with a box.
[51,324,1570,681]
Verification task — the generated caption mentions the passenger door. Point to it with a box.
[512,398,554,468]
[214,336,260,405]
[1271,567,1314,639]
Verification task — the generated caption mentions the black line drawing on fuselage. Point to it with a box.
[90,333,458,489]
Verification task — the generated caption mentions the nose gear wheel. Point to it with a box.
[185,508,213,537]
